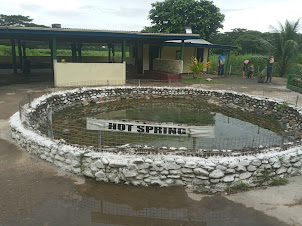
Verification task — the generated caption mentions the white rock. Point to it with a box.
[150,166,164,171]
[102,158,109,165]
[239,172,252,180]
[251,160,262,166]
[216,165,227,171]
[228,162,238,169]
[137,163,150,169]
[209,169,224,179]
[293,162,301,167]
[161,170,169,175]
[72,160,80,168]
[93,160,105,169]
[176,158,185,165]
[223,175,235,182]
[276,167,287,175]
[247,165,257,172]
[144,178,151,183]
[165,163,181,170]
[185,161,197,168]
[272,162,281,169]
[123,169,138,178]
[145,158,153,164]
[154,161,164,167]
[138,169,149,174]
[210,179,220,183]
[95,170,105,177]
[165,157,175,163]
[166,179,174,185]
[226,169,235,174]
[193,168,209,176]
[236,165,247,172]
[109,160,127,168]
[239,160,250,166]
[150,171,158,176]
[181,168,193,174]
[132,158,144,164]
[83,169,93,177]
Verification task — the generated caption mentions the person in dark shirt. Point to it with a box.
[265,53,274,84]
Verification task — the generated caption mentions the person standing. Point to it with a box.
[265,53,274,84]
[218,52,227,77]
[241,59,250,78]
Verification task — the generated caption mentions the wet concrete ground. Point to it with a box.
[0,79,301,225]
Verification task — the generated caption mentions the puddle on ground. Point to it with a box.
[6,180,287,225]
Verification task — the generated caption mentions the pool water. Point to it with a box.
[53,98,285,150]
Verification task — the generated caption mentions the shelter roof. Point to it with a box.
[165,39,237,50]
[0,26,200,44]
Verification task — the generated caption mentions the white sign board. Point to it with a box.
[87,118,214,138]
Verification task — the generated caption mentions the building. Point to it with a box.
[0,26,236,87]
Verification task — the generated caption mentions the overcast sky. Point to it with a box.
[1,0,301,34]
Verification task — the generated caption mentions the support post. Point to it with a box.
[193,137,197,150]
[71,42,77,62]
[10,39,17,74]
[17,40,23,71]
[108,43,112,62]
[19,103,22,120]
[296,95,299,107]
[225,50,230,76]
[77,43,82,62]
[194,47,198,58]
[22,43,26,58]
[28,93,31,106]
[158,42,164,59]
[52,36,57,61]
[122,40,126,62]
[47,107,53,139]
[112,44,115,63]
[281,133,285,149]
[98,131,102,149]
[180,40,184,60]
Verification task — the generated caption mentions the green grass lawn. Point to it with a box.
[180,77,231,84]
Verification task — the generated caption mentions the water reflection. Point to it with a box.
[65,182,242,225]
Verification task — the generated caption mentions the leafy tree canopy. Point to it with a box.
[0,14,48,27]
[270,19,302,76]
[142,0,225,40]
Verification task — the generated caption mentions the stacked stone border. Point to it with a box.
[10,87,302,191]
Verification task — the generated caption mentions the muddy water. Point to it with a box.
[53,98,284,149]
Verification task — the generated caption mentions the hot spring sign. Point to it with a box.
[87,118,214,138]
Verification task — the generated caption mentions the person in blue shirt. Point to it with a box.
[218,52,227,76]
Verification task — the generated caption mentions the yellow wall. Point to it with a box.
[162,46,180,59]
[54,61,126,87]
[162,46,195,74]
[183,47,195,74]
[143,44,149,72]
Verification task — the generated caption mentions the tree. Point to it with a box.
[235,31,273,54]
[271,19,302,77]
[210,28,247,46]
[142,0,224,40]
[0,14,48,27]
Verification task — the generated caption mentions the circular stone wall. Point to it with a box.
[10,87,302,192]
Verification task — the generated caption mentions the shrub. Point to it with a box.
[188,56,211,78]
